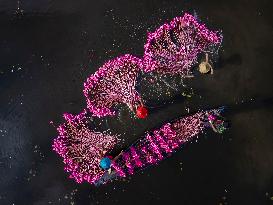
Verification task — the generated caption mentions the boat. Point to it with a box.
[94,107,227,186]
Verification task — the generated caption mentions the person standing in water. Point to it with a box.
[198,53,214,74]
[205,107,229,134]
[99,150,123,174]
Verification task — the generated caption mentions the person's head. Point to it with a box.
[100,157,111,170]
[198,62,212,74]
[208,114,216,121]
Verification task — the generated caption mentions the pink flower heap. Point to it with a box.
[111,110,211,177]
[172,111,206,143]
[143,13,222,75]
[52,110,119,184]
[83,54,143,117]
[53,12,224,185]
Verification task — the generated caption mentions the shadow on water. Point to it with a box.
[150,95,273,126]
[146,94,187,112]
[216,53,243,69]
[199,97,273,118]
[226,97,273,115]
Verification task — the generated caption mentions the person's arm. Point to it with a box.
[113,150,123,161]
[206,53,214,75]
[108,150,124,174]
[206,112,219,133]
[209,121,219,133]
[210,67,214,75]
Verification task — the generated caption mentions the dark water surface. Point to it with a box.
[0,0,273,204]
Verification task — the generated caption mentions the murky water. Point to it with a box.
[0,0,273,204]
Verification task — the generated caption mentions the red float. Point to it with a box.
[136,106,148,119]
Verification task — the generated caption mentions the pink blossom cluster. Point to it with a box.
[83,54,143,118]
[143,13,222,75]
[83,13,221,117]
[172,111,206,142]
[110,110,212,177]
[52,110,119,184]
